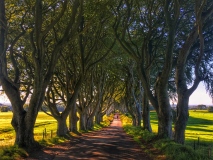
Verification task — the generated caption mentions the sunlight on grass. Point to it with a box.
[0,112,15,147]
[185,110,213,142]
[150,110,213,143]
[150,111,158,133]
[0,112,58,147]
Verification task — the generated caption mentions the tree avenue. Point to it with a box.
[0,0,213,152]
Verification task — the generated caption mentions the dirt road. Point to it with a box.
[25,118,152,160]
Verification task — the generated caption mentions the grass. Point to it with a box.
[121,110,213,160]
[0,145,28,160]
[0,112,58,147]
[150,110,213,142]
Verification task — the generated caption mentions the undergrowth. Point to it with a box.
[0,145,28,160]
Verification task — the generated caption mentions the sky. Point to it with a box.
[189,82,212,105]
[0,82,212,106]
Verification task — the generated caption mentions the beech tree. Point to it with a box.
[175,0,213,144]
[0,0,81,148]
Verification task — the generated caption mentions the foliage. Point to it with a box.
[98,114,114,128]
[38,137,67,147]
[207,106,213,112]
[0,106,9,112]
[120,114,155,142]
[154,139,203,160]
[0,145,28,160]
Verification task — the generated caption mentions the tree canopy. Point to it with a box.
[0,0,213,148]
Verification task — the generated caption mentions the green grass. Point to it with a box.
[0,112,14,146]
[186,110,213,142]
[150,110,213,143]
[0,145,28,160]
[0,112,58,147]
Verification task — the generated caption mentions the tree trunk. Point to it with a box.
[132,116,136,126]
[136,104,142,126]
[95,112,102,125]
[69,104,78,132]
[1,78,42,149]
[11,110,39,148]
[142,92,152,132]
[86,116,94,130]
[156,85,173,138]
[57,117,69,136]
[174,94,189,144]
[79,113,86,131]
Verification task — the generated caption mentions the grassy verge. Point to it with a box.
[120,112,213,160]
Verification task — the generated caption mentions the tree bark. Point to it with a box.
[156,81,173,138]
[142,92,152,132]
[69,103,78,132]
[95,112,102,125]
[57,117,69,136]
[86,116,94,130]
[174,92,189,144]
[136,104,142,126]
[79,112,86,131]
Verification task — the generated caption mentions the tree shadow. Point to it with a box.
[186,116,213,133]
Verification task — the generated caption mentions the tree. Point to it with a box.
[43,0,116,135]
[0,0,81,148]
[174,0,213,144]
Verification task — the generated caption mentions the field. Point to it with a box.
[0,112,58,147]
[150,110,213,145]
[0,110,213,147]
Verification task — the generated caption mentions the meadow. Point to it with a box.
[0,112,58,147]
[150,110,213,143]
